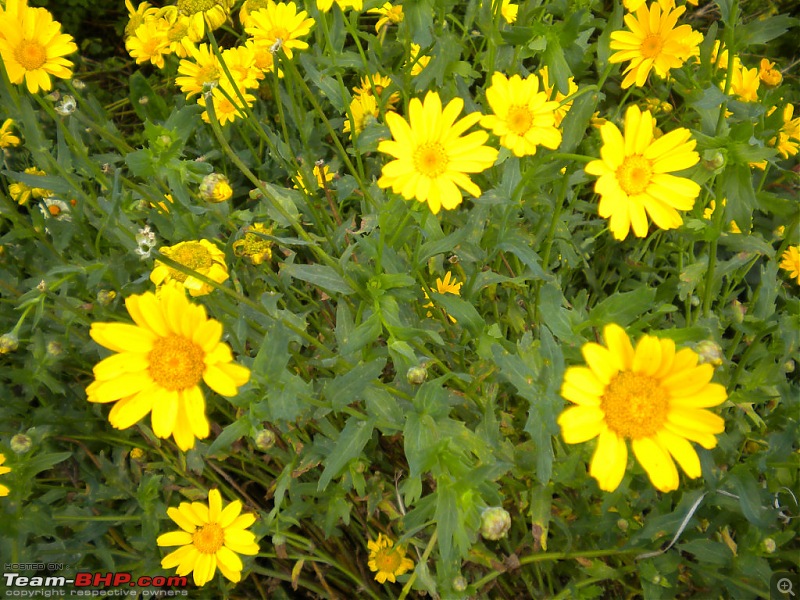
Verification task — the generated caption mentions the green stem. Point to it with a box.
[398,527,438,600]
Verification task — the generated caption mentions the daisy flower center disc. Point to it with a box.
[49,205,62,216]
[640,34,663,59]
[148,335,206,390]
[373,547,404,573]
[192,523,225,554]
[616,155,653,195]
[178,0,219,16]
[15,40,48,71]
[507,105,534,135]
[413,142,449,178]
[169,243,214,282]
[600,371,669,439]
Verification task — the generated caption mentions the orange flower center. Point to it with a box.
[192,523,224,554]
[507,105,533,135]
[600,371,669,439]
[148,335,206,391]
[640,34,663,59]
[413,142,449,178]
[15,39,47,71]
[48,205,62,216]
[165,242,213,282]
[616,154,653,195]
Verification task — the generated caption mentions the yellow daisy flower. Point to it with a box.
[367,2,403,33]
[0,454,11,497]
[492,0,518,24]
[481,72,562,157]
[245,38,282,77]
[728,64,760,102]
[317,0,363,12]
[0,118,21,148]
[156,6,205,57]
[150,239,230,296]
[294,164,335,194]
[353,73,399,108]
[176,0,234,33]
[537,66,578,128]
[220,44,260,90]
[779,246,800,285]
[239,0,269,28]
[157,489,260,587]
[758,58,782,87]
[377,91,499,215]
[86,284,250,451]
[126,18,171,69]
[9,166,51,205]
[585,105,700,240]
[558,323,728,492]
[233,223,274,265]
[367,534,414,584]
[124,0,159,38]
[176,43,221,99]
[244,1,315,61]
[423,271,463,322]
[0,5,77,93]
[772,104,800,159]
[609,2,702,89]
[343,92,379,139]
[407,43,430,76]
[199,173,233,202]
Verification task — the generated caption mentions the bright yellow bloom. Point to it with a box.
[239,0,270,28]
[124,0,159,38]
[537,65,578,127]
[703,198,725,220]
[367,534,414,584]
[609,3,702,89]
[710,40,740,71]
[156,6,205,57]
[9,166,51,205]
[176,43,221,98]
[558,323,727,492]
[585,105,700,240]
[151,240,230,296]
[317,0,363,12]
[353,73,399,108]
[623,0,677,12]
[86,284,250,451]
[0,454,10,497]
[378,91,499,215]
[493,0,518,24]
[343,92,379,138]
[779,246,800,285]
[157,489,260,586]
[126,18,171,69]
[294,164,334,194]
[176,0,234,33]
[0,118,21,147]
[0,5,77,93]
[407,43,430,77]
[245,1,315,61]
[423,271,462,322]
[199,173,233,202]
[368,2,403,33]
[220,44,260,90]
[773,104,800,159]
[481,72,562,157]
[233,223,273,265]
[758,58,782,87]
[245,38,281,77]
[728,64,759,102]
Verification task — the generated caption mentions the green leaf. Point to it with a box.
[587,287,657,328]
[129,71,169,122]
[317,416,375,491]
[431,292,485,335]
[434,478,459,565]
[323,359,386,411]
[737,14,799,46]
[281,263,354,295]
[22,452,72,477]
[207,418,250,457]
[404,412,440,478]
[678,539,733,566]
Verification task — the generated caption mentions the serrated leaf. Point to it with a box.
[323,359,386,411]
[282,263,354,295]
[207,418,250,457]
[587,287,657,328]
[317,416,375,491]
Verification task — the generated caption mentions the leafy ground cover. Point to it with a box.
[0,0,798,597]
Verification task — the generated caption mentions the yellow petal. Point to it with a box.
[558,406,605,444]
[632,436,679,492]
[589,428,628,491]
[657,429,701,478]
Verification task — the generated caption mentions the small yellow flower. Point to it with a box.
[0,453,11,497]
[406,43,430,77]
[779,246,800,285]
[176,0,234,33]
[198,82,257,125]
[239,0,270,28]
[157,489,260,586]
[423,271,463,322]
[151,239,230,296]
[9,167,52,206]
[294,164,334,194]
[558,323,727,492]
[0,118,21,148]
[124,0,159,38]
[199,173,233,202]
[493,0,518,24]
[233,223,274,265]
[367,534,414,584]
[537,66,578,127]
[343,93,379,139]
[176,43,221,99]
[157,6,205,57]
[758,59,782,87]
[245,1,315,61]
[0,5,78,93]
[126,18,171,69]
[728,64,760,102]
[353,73,399,108]
[772,104,800,159]
[367,2,403,33]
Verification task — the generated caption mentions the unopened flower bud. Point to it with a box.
[130,448,145,461]
[0,333,19,354]
[761,538,776,553]
[703,150,725,172]
[696,340,724,366]
[784,360,795,374]
[406,365,427,385]
[97,290,117,306]
[200,173,232,203]
[480,507,511,541]
[617,518,629,532]
[46,341,63,357]
[731,299,745,324]
[254,429,276,451]
[452,575,468,592]
[10,434,32,454]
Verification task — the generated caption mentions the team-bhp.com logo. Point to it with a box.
[3,572,188,597]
